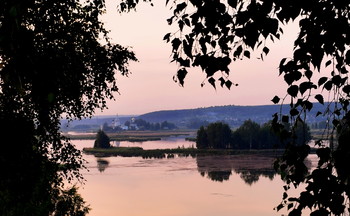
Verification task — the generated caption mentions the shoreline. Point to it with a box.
[64,130,196,142]
[83,147,286,159]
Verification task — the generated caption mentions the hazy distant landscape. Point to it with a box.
[62,103,328,132]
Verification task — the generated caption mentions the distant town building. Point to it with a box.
[112,115,122,129]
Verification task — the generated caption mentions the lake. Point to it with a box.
[74,139,317,216]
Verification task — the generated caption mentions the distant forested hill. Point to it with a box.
[138,104,327,128]
[61,103,328,131]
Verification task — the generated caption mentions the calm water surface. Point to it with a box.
[74,139,317,216]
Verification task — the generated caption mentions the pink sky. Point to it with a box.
[95,0,300,116]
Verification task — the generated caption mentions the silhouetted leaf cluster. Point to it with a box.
[164,0,281,88]
[0,0,136,214]
[163,0,350,214]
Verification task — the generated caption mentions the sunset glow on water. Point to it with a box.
[74,139,316,216]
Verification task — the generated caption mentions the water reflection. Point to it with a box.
[196,154,277,185]
[200,170,232,182]
[91,152,314,187]
[93,153,279,184]
[91,153,298,185]
[76,139,319,216]
[96,158,109,172]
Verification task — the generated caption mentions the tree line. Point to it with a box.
[126,118,177,130]
[102,118,177,132]
[196,120,311,150]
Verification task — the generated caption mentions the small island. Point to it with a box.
[83,120,310,158]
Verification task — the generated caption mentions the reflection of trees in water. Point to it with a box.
[237,170,275,185]
[196,154,278,185]
[96,158,110,173]
[200,170,232,182]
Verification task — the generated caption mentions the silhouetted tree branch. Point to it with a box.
[0,0,136,214]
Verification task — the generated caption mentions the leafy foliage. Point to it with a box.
[160,0,350,214]
[275,114,350,215]
[0,0,136,214]
[164,0,281,88]
[117,0,153,12]
[53,186,90,216]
